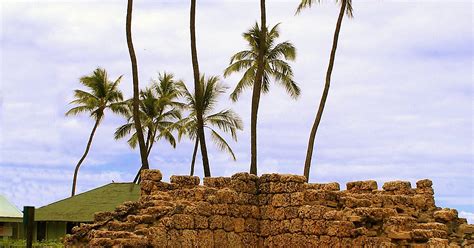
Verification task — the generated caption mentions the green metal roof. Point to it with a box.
[35,183,140,222]
[0,195,23,222]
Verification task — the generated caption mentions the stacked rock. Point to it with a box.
[64,170,474,247]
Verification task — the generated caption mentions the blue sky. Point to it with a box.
[0,1,472,222]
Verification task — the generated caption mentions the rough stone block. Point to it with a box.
[260,173,306,183]
[196,230,214,247]
[93,211,115,222]
[170,175,200,187]
[215,188,238,204]
[382,181,412,192]
[141,169,163,182]
[434,209,458,222]
[209,215,223,230]
[214,230,228,247]
[245,218,259,233]
[172,214,194,229]
[412,229,448,242]
[352,207,397,222]
[231,179,257,193]
[416,179,433,189]
[203,176,231,188]
[272,193,291,207]
[222,216,234,232]
[298,205,329,220]
[384,216,417,232]
[306,182,340,191]
[289,218,302,233]
[346,180,378,192]
[302,220,327,235]
[327,221,355,237]
[342,196,372,208]
[413,194,436,210]
[233,218,246,233]
[194,215,208,229]
[231,172,259,182]
[227,232,243,247]
[181,229,198,247]
[459,224,474,234]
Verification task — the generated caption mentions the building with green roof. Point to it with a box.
[34,183,140,241]
[0,195,23,240]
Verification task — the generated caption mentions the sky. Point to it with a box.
[0,0,472,223]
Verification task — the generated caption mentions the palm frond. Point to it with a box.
[114,123,134,140]
[229,67,256,102]
[296,0,320,14]
[206,109,243,141]
[224,60,254,77]
[209,128,237,161]
[65,105,94,116]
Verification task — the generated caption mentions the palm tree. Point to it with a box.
[126,0,149,175]
[177,76,243,176]
[296,0,353,181]
[66,68,126,196]
[189,0,212,177]
[224,21,300,175]
[115,73,183,182]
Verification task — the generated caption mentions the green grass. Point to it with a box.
[0,239,63,248]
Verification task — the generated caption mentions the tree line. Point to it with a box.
[66,0,353,197]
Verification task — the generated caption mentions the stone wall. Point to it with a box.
[64,170,474,247]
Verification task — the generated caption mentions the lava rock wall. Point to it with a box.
[64,170,473,247]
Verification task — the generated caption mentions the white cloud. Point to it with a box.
[0,1,472,213]
[459,211,474,225]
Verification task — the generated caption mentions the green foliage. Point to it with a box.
[65,67,126,121]
[224,23,300,102]
[176,75,243,160]
[0,239,64,248]
[296,0,353,17]
[114,72,182,153]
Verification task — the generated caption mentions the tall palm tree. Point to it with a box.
[224,21,300,175]
[115,73,183,182]
[126,0,149,175]
[66,68,126,196]
[189,0,211,177]
[296,0,353,181]
[177,76,243,176]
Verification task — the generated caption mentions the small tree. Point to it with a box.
[115,73,183,183]
[296,0,353,181]
[177,76,243,176]
[66,68,126,196]
[224,22,300,175]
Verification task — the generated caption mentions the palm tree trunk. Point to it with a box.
[71,118,100,196]
[144,128,152,153]
[126,0,150,174]
[304,0,347,182]
[133,127,156,184]
[190,138,199,176]
[250,0,267,175]
[190,0,211,177]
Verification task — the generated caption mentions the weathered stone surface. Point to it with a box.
[170,175,200,187]
[260,173,306,183]
[64,171,472,247]
[434,208,458,223]
[141,169,162,181]
[417,179,433,188]
[203,176,231,188]
[306,182,340,191]
[347,180,378,192]
[382,181,412,192]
